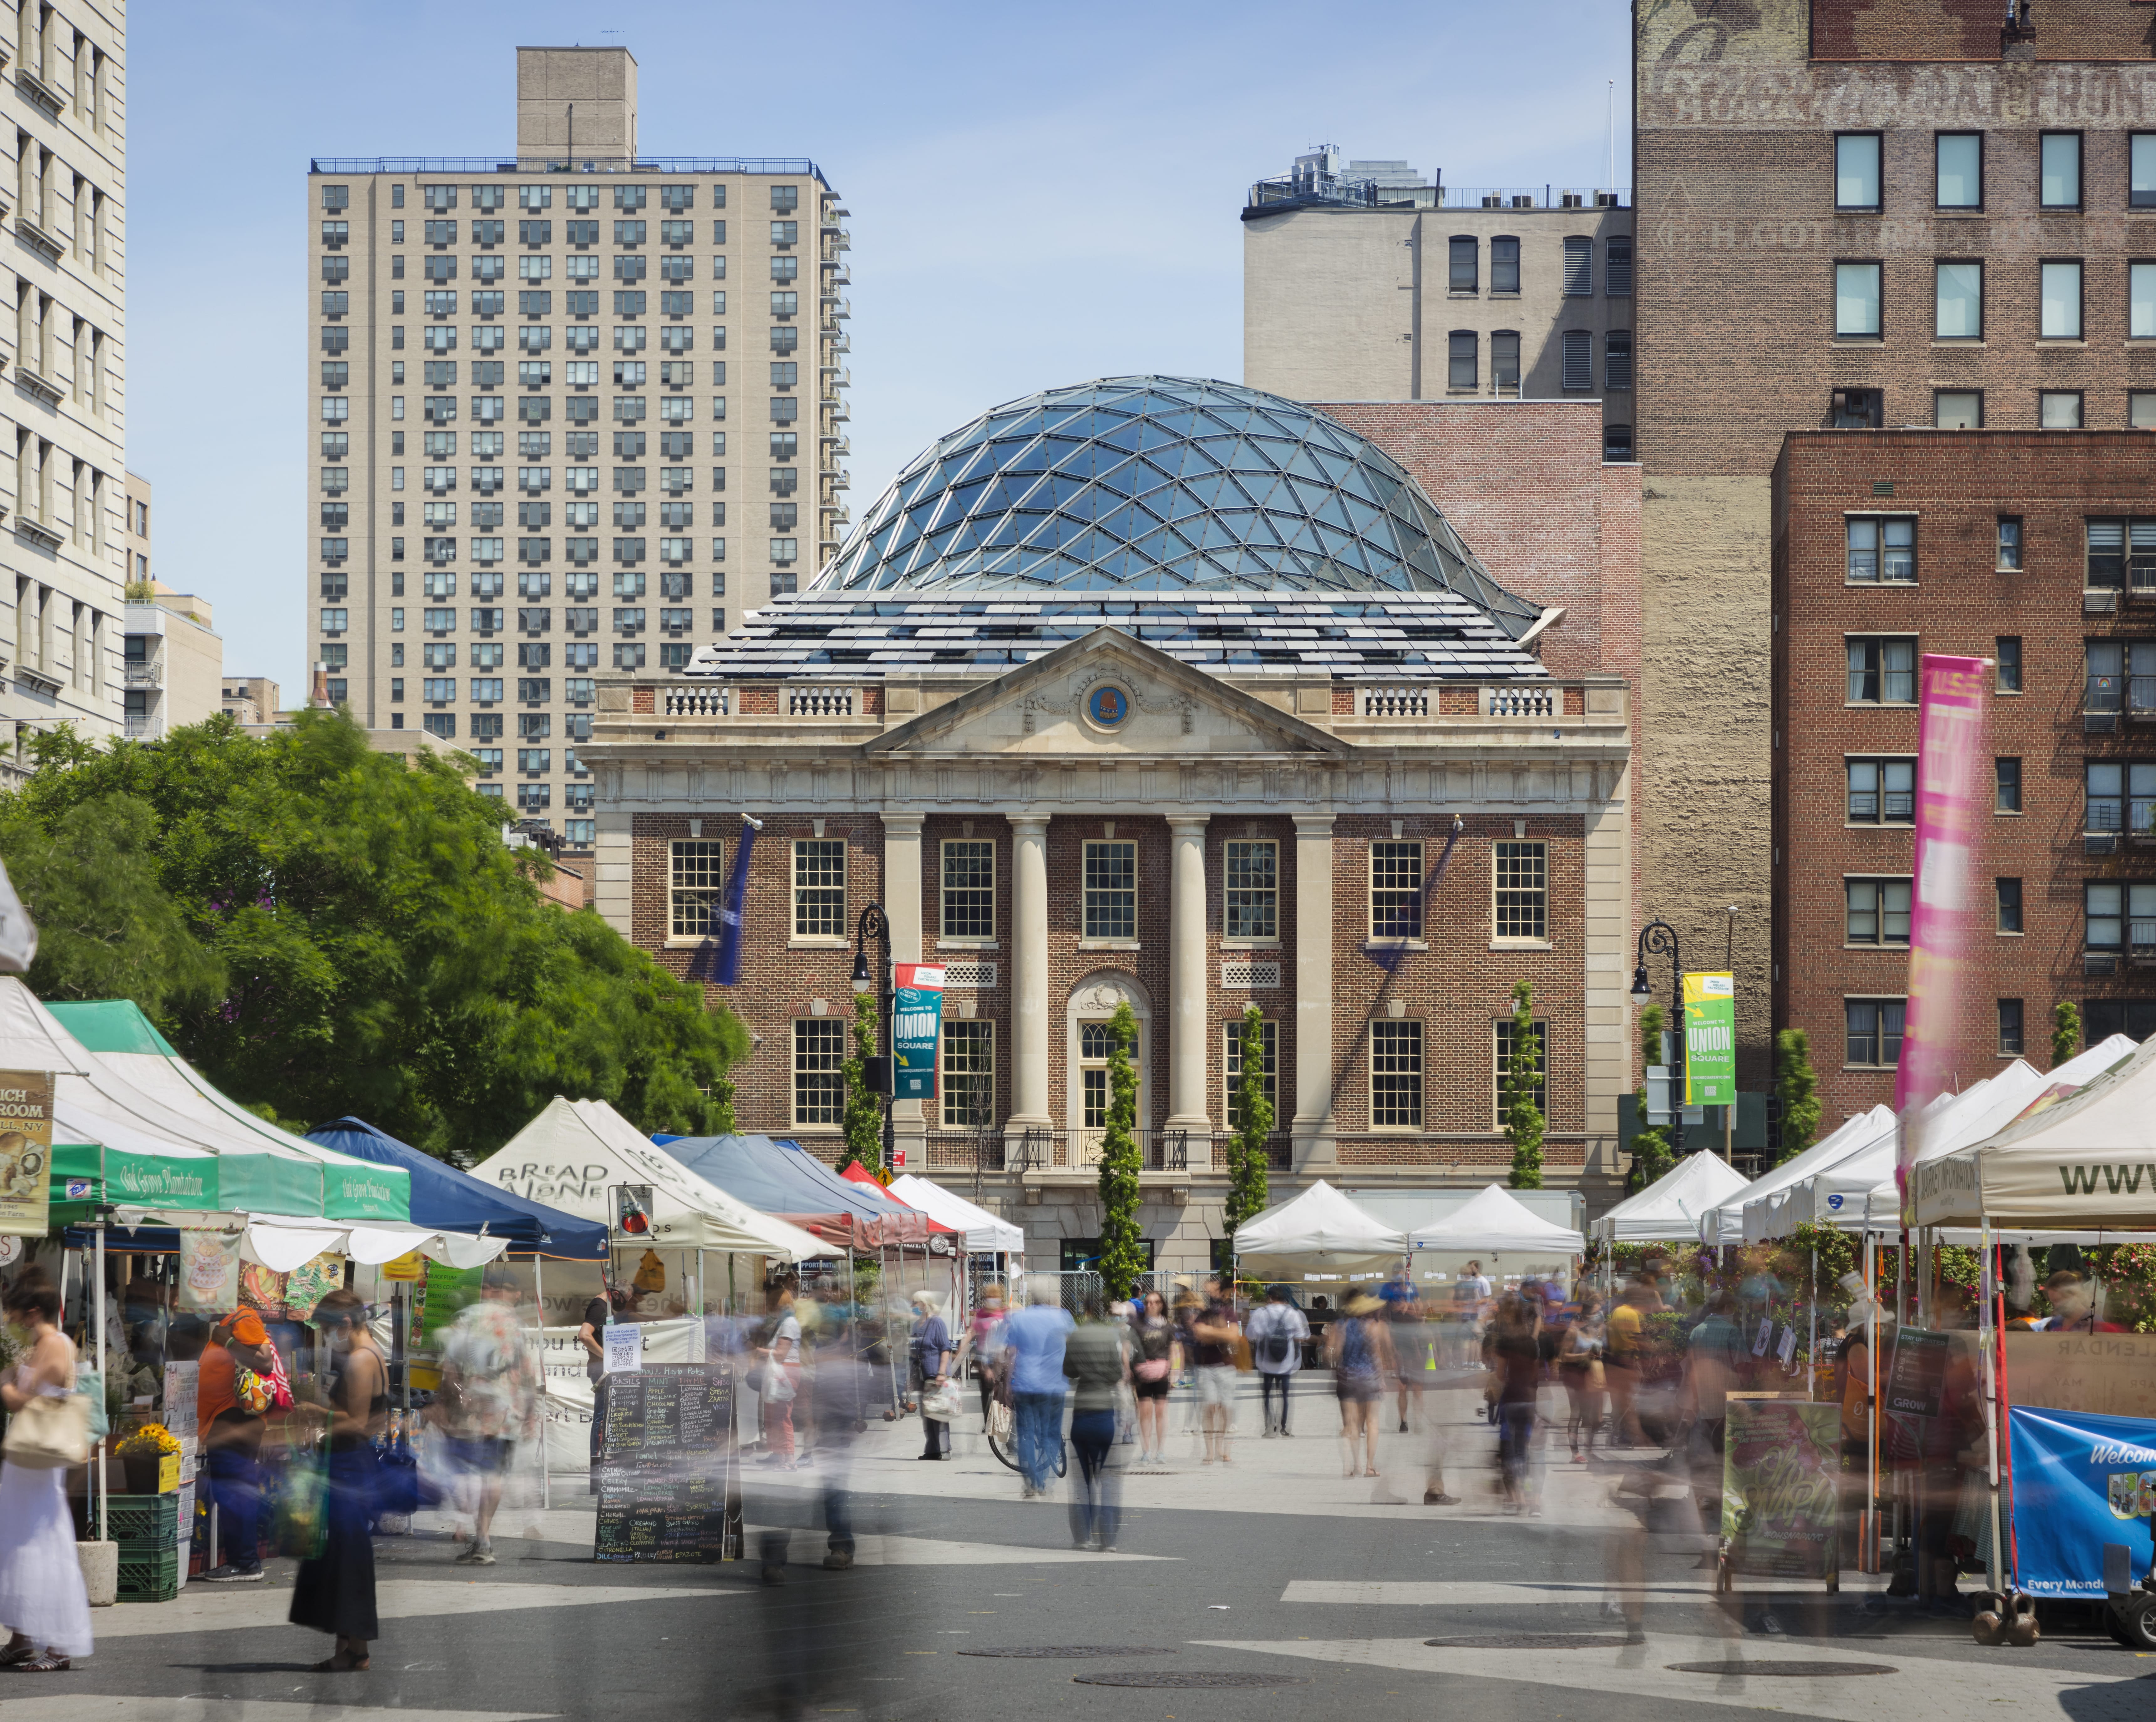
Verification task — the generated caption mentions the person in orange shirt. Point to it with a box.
[198,1311,279,1582]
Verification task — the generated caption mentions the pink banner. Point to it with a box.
[1895,654,1990,1221]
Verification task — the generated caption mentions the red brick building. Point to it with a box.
[589,378,1639,1271]
[1773,429,2156,1125]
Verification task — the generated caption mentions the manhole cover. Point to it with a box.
[960,1647,1177,1659]
[1424,1634,1628,1649]
[1665,1661,1894,1678]
[1073,1672,1309,1688]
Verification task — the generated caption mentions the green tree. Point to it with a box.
[1773,1027,1821,1167]
[0,710,747,1160]
[1504,979,1545,1190]
[2052,999,2081,1070]
[840,990,887,1181]
[1095,1000,1145,1299]
[1629,1002,1675,1194]
[1222,1003,1275,1258]
[0,792,225,1016]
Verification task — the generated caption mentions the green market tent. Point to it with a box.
[44,996,409,1224]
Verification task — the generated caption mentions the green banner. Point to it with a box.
[1683,971,1736,1106]
[891,963,944,1101]
[52,1139,221,1211]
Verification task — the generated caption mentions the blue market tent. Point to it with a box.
[306,1117,608,1260]
[655,1134,944,1250]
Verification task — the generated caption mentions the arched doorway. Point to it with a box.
[1064,971,1153,1166]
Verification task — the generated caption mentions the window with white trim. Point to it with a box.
[668,838,724,939]
[1371,1020,1423,1128]
[1223,840,1277,941]
[1493,1016,1546,1130]
[1224,1018,1278,1130]
[1083,840,1135,940]
[940,839,995,940]
[1370,840,1423,939]
[793,1018,846,1126]
[1492,841,1547,942]
[792,838,846,938]
[940,1020,995,1128]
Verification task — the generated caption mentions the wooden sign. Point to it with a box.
[2005,1330,2156,1421]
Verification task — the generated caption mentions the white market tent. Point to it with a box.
[1697,1104,1894,1246]
[469,1095,832,1260]
[1410,1183,1586,1256]
[888,1174,1025,1254]
[1914,1032,2156,1230]
[1232,1180,1408,1277]
[1591,1152,1751,1243]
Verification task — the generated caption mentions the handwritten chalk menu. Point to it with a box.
[594,1364,738,1563]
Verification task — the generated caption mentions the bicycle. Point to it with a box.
[984,1392,1066,1477]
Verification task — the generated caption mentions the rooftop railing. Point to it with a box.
[1246,175,1629,214]
[310,156,830,184]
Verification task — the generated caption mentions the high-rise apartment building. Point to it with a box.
[0,2,126,777]
[1635,0,2156,1091]
[306,46,851,847]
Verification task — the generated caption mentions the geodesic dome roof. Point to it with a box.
[819,376,1541,634]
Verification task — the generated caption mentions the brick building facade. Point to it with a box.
[1635,0,2156,1091]
[587,378,1642,1272]
[1773,429,2156,1124]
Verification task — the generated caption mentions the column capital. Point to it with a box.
[1167,814,1212,840]
[881,811,925,838]
[1008,811,1052,837]
[1291,812,1338,837]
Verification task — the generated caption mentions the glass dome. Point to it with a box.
[819,376,1539,630]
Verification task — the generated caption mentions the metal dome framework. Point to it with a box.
[821,376,1542,634]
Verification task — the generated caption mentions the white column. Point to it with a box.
[884,814,926,1152]
[1008,814,1052,1128]
[1292,813,1336,1167]
[1166,816,1211,1132]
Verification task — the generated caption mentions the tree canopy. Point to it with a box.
[0,712,745,1161]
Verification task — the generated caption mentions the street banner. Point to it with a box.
[0,1069,53,1237]
[2007,1405,2156,1596]
[891,963,945,1101]
[178,1228,240,1312]
[1896,654,1990,1222]
[705,819,756,987]
[1720,1397,1841,1579]
[1682,974,1735,1106]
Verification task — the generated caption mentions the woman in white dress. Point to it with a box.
[0,1265,93,1671]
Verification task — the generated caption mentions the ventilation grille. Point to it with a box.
[1220,960,1281,990]
[942,960,998,990]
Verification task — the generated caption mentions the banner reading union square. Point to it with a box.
[1896,654,1990,1224]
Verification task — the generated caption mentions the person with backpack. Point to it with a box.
[435,1267,541,1566]
[1327,1292,1395,1479]
[1245,1284,1308,1438]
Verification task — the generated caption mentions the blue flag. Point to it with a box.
[705,820,756,986]
[1368,816,1466,973]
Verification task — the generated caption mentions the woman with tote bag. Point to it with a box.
[0,1266,94,1671]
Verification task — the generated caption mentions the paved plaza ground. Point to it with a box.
[53,1372,2156,1722]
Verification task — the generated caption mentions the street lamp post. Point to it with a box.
[850,903,898,1173]
[1630,918,1684,1154]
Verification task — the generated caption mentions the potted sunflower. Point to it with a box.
[115,1422,182,1495]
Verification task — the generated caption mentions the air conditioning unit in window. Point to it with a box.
[2087,833,2119,856]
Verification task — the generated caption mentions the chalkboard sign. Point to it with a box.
[1886,1327,1951,1419]
[594,1364,739,1563]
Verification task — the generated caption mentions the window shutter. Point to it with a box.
[1561,330,1592,391]
[1563,236,1592,296]
[1604,330,1633,390]
[1603,238,1633,296]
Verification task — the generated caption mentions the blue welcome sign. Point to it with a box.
[2008,1405,2156,1595]
[891,964,945,1100]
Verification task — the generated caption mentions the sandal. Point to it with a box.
[310,1652,370,1672]
[14,1655,69,1673]
[0,1644,34,1669]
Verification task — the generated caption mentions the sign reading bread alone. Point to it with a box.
[0,1069,53,1237]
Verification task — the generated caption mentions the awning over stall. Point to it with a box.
[1231,1181,1408,1277]
[888,1174,1026,1253]
[655,1132,948,1249]
[1590,1152,1751,1244]
[1409,1183,1585,1256]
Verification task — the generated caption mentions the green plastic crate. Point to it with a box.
[101,1493,183,1546]
[116,1541,183,1603]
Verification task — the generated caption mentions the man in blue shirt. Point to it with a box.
[998,1282,1075,1496]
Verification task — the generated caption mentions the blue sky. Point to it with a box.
[130,2,1630,699]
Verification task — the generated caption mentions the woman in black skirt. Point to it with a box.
[290,1289,386,1672]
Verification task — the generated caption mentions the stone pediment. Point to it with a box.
[864,627,1350,759]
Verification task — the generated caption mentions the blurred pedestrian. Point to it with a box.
[1062,1298,1129,1550]
[1245,1284,1308,1438]
[197,1308,281,1582]
[1327,1292,1394,1479]
[0,1267,92,1671]
[1604,1276,1652,1449]
[1682,1289,1744,1461]
[1382,1277,1431,1433]
[751,1276,803,1470]
[1190,1280,1241,1466]
[909,1290,955,1460]
[1489,1291,1542,1512]
[1001,1281,1074,1498]
[1558,1289,1607,1462]
[576,1283,611,1495]
[289,1289,386,1672]
[436,1265,542,1565]
[969,1281,1007,1424]
[1129,1290,1174,1462]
